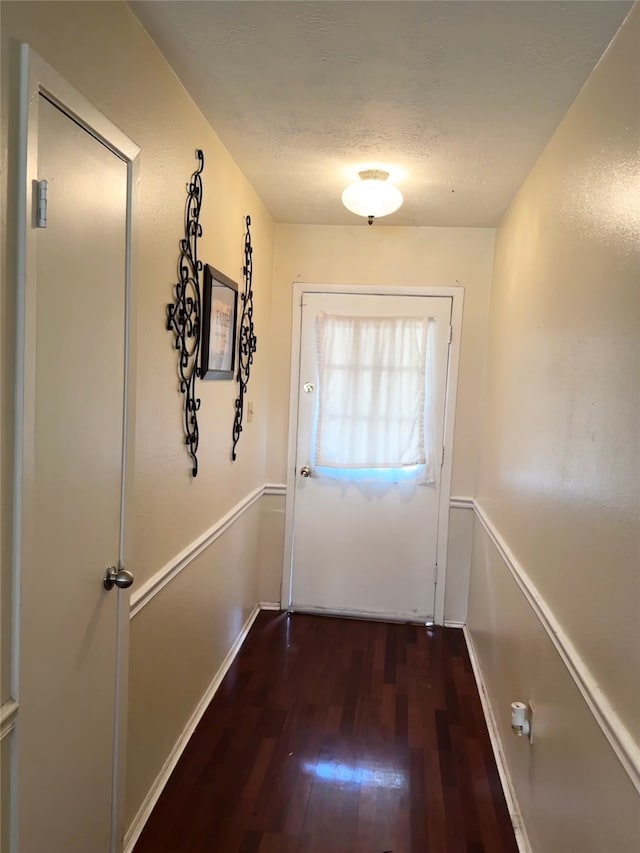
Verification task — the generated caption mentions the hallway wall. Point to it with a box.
[468,4,640,850]
[0,0,276,842]
[3,1,638,850]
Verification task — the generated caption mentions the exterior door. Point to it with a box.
[16,94,130,853]
[289,291,452,623]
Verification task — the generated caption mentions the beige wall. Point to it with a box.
[127,498,263,829]
[269,225,495,493]
[469,3,640,848]
[127,495,284,828]
[444,506,474,624]
[1,0,275,576]
[258,493,286,603]
[469,523,639,853]
[1,0,276,837]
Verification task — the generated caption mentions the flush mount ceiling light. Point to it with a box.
[341,169,403,225]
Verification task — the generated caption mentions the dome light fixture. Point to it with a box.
[342,169,403,225]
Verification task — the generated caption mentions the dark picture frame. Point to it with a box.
[200,264,238,380]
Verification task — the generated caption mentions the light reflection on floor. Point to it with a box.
[303,759,406,789]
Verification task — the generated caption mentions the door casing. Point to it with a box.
[282,283,463,627]
[11,44,139,853]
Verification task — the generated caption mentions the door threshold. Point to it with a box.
[287,604,435,626]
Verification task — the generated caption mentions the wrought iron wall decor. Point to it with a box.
[166,149,204,477]
[232,215,258,461]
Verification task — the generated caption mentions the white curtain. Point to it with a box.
[314,312,435,482]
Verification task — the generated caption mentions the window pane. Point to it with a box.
[313,313,434,482]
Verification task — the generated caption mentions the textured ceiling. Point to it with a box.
[129,1,632,227]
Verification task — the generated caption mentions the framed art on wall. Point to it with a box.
[200,264,238,380]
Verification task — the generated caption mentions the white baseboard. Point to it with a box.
[258,601,281,611]
[123,603,263,853]
[463,625,532,853]
[444,619,466,628]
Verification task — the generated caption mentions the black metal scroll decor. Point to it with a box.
[166,149,204,477]
[232,215,258,460]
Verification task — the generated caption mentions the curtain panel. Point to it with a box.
[314,313,436,483]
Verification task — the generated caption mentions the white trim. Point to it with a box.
[288,604,435,625]
[258,601,281,611]
[263,483,286,496]
[281,283,464,626]
[433,292,463,624]
[130,485,264,618]
[463,626,531,853]
[281,286,304,610]
[123,603,263,853]
[443,619,466,629]
[29,53,139,162]
[473,499,640,794]
[111,88,139,853]
[287,283,465,298]
[449,495,474,510]
[0,701,19,742]
[11,39,30,719]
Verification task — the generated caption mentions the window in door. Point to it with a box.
[312,312,437,483]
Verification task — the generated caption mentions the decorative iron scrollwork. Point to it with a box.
[232,215,258,460]
[166,149,204,477]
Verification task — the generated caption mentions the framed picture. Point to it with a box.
[200,264,238,380]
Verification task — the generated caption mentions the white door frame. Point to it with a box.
[11,44,139,853]
[281,282,464,627]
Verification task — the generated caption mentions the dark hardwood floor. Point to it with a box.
[134,611,518,853]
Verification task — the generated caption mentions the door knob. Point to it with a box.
[300,466,311,478]
[103,566,134,590]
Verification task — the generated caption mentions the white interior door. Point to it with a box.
[289,291,452,622]
[15,93,130,853]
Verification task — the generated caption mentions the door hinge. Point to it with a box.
[36,180,48,228]
[434,562,439,585]
[448,325,453,345]
[441,445,445,467]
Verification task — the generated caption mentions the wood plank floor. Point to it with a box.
[133,612,518,853]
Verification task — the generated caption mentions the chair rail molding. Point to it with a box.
[449,495,474,510]
[130,484,267,617]
[472,498,640,794]
[127,483,639,793]
[263,482,286,496]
